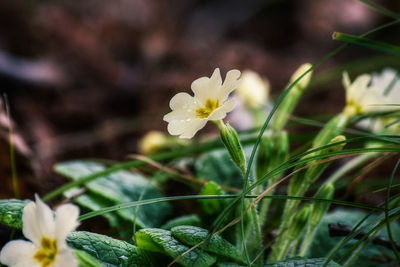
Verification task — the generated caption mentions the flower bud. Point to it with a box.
[138,131,168,155]
[290,63,313,91]
[310,183,335,227]
[255,135,274,181]
[235,70,270,108]
[289,204,311,240]
[272,63,313,132]
[219,123,246,174]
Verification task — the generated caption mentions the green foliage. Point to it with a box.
[73,249,102,267]
[171,225,246,264]
[67,231,157,267]
[307,209,400,267]
[0,199,29,229]
[195,148,244,188]
[264,257,342,267]
[135,228,216,267]
[55,161,172,229]
[199,181,229,215]
[161,214,202,230]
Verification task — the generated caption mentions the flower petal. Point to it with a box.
[34,195,56,239]
[191,77,210,104]
[169,92,196,110]
[0,240,38,267]
[219,69,241,103]
[347,74,371,102]
[22,201,41,245]
[208,98,236,120]
[55,204,79,243]
[178,119,208,139]
[52,248,78,267]
[167,118,207,139]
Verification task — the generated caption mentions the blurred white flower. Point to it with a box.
[357,68,400,134]
[138,131,168,155]
[342,71,382,116]
[235,70,269,108]
[0,195,79,267]
[163,68,241,139]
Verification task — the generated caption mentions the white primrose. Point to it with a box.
[163,68,241,139]
[0,195,79,267]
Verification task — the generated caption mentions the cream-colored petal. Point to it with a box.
[219,69,241,103]
[22,201,41,245]
[178,119,208,139]
[191,77,210,104]
[347,74,371,102]
[55,204,79,243]
[52,249,78,267]
[167,118,207,139]
[33,195,55,239]
[169,92,196,110]
[163,109,196,122]
[342,71,351,90]
[0,240,38,267]
[208,98,236,120]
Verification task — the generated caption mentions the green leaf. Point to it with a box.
[135,228,216,267]
[199,181,229,215]
[264,257,342,267]
[171,225,246,265]
[161,214,202,230]
[333,32,400,56]
[55,161,172,228]
[73,249,102,267]
[67,231,156,267]
[195,149,244,188]
[307,209,400,267]
[0,199,29,229]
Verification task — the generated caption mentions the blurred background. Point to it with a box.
[0,0,399,199]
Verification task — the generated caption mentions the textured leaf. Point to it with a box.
[135,228,216,267]
[198,181,229,215]
[73,249,102,267]
[67,231,156,267]
[161,214,202,230]
[307,209,400,267]
[195,149,244,188]
[0,199,29,229]
[172,225,246,264]
[264,257,342,267]
[56,160,172,229]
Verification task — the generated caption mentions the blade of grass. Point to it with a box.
[357,0,400,19]
[384,158,400,261]
[333,32,400,56]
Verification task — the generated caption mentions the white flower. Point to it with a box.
[356,68,400,134]
[342,71,383,116]
[0,195,79,267]
[163,68,241,139]
[235,70,269,108]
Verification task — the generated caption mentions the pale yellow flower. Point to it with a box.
[342,71,382,116]
[0,195,79,267]
[356,68,400,134]
[163,68,241,139]
[235,70,269,108]
[138,131,168,155]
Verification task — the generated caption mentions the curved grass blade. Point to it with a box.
[333,32,400,56]
[357,0,400,19]
[384,158,400,261]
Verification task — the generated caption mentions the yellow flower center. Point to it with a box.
[196,99,219,118]
[34,237,58,267]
